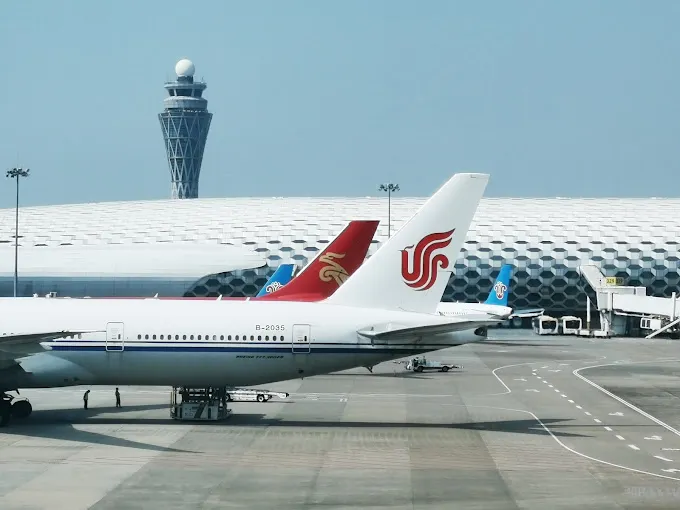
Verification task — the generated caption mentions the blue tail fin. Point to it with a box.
[484,264,512,306]
[256,264,296,297]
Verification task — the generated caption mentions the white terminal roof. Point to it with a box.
[0,196,678,277]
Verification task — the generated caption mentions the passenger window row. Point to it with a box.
[135,334,286,342]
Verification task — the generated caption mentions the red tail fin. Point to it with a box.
[257,220,379,301]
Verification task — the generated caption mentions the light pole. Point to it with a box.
[5,168,29,297]
[378,183,399,238]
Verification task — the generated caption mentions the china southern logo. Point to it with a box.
[265,281,284,294]
[318,252,350,286]
[401,230,455,291]
[493,281,507,300]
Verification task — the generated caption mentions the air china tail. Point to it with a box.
[325,173,489,313]
[257,220,379,301]
[254,264,296,298]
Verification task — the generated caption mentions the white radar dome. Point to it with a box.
[175,58,195,77]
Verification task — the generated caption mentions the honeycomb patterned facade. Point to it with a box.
[0,197,678,314]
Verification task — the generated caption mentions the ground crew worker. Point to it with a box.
[115,388,121,408]
[83,390,90,409]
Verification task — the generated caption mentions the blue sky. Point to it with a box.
[1,0,679,207]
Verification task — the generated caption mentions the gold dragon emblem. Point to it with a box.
[318,252,350,286]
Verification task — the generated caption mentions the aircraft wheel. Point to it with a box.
[257,394,265,403]
[415,366,423,373]
[441,366,450,372]
[11,400,32,419]
[0,405,10,427]
[225,393,232,402]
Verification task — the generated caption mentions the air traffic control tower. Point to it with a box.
[159,59,213,199]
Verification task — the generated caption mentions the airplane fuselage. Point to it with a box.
[0,298,485,391]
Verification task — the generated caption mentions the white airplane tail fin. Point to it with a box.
[325,173,489,313]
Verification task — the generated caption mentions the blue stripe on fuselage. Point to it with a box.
[46,342,461,355]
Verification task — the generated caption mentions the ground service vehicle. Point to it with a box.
[405,357,460,372]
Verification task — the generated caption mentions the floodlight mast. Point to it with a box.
[5,167,30,297]
[378,183,400,238]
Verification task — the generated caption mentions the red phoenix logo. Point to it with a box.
[401,229,455,291]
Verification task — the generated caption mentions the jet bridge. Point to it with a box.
[579,264,680,338]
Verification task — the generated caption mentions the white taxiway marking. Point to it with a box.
[554,389,560,393]
[568,399,574,403]
[662,469,680,473]
[594,419,602,423]
[576,405,583,409]
[485,366,680,481]
[559,363,570,366]
[487,356,607,396]
[542,366,549,369]
[616,435,626,441]
[536,376,542,380]
[548,384,553,388]
[662,448,680,451]
[645,436,662,441]
[575,360,680,440]
[542,380,548,384]
[655,456,673,462]
[525,389,540,393]
[548,369,562,373]
[585,411,592,416]
[608,412,624,417]
[629,445,640,451]
[514,378,527,382]
[604,427,613,432]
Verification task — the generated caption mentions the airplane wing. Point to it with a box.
[510,308,545,319]
[357,316,502,341]
[0,330,99,354]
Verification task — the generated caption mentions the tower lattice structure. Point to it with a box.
[159,59,212,199]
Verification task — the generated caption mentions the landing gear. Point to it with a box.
[11,399,32,419]
[0,394,10,428]
[170,387,231,421]
[0,392,33,427]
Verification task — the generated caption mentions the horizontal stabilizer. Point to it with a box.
[510,308,545,319]
[358,316,501,341]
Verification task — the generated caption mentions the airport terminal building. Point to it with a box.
[0,197,678,315]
